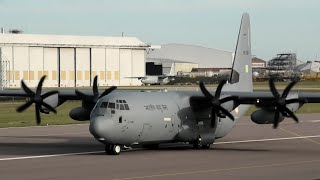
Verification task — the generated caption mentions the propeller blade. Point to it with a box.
[199,82,214,100]
[41,102,57,114]
[220,96,238,104]
[211,108,216,128]
[273,111,280,129]
[217,106,234,121]
[283,106,299,123]
[21,80,34,96]
[286,98,307,104]
[282,80,297,98]
[36,76,46,95]
[215,80,227,98]
[99,86,117,98]
[269,78,280,98]
[16,101,33,112]
[41,91,59,99]
[35,104,41,125]
[92,76,99,97]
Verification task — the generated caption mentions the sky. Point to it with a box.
[0,0,319,61]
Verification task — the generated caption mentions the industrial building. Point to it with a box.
[146,58,198,76]
[296,61,320,74]
[0,33,149,88]
[147,44,233,75]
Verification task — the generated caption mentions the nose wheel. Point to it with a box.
[105,144,121,155]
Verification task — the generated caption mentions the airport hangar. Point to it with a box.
[146,43,234,76]
[147,44,266,77]
[0,33,149,88]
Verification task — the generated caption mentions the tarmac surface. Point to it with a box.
[0,114,319,180]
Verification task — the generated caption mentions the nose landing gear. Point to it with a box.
[105,144,121,155]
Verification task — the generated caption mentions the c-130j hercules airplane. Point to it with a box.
[1,13,319,155]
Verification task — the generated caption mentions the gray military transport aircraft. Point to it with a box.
[0,13,319,155]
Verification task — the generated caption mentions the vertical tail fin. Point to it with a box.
[229,13,252,92]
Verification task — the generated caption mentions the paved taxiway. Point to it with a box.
[0,114,319,180]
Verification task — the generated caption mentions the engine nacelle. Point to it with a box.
[41,93,59,113]
[251,109,285,124]
[69,107,91,121]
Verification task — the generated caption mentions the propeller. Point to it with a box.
[199,80,238,128]
[75,76,117,104]
[268,78,307,128]
[16,76,58,125]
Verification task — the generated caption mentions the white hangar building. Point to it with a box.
[0,33,148,88]
[147,44,234,74]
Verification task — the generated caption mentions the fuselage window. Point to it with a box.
[124,104,130,110]
[100,102,108,108]
[123,100,127,103]
[108,102,115,109]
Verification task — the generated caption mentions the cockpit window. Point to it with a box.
[100,102,108,108]
[113,100,130,111]
[124,104,129,110]
[108,102,115,109]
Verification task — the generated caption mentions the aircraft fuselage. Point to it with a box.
[89,91,248,146]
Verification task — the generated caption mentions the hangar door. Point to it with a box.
[119,49,132,85]
[29,47,43,87]
[131,50,145,85]
[43,48,58,87]
[59,48,75,87]
[12,47,29,87]
[91,48,106,86]
[75,48,90,87]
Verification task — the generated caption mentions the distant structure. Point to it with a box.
[252,57,267,78]
[267,53,298,79]
[0,33,148,88]
[147,43,232,76]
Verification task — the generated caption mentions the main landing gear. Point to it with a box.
[105,144,121,155]
[192,136,212,149]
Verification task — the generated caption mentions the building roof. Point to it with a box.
[147,43,234,68]
[0,33,148,48]
[252,57,266,63]
[146,57,197,64]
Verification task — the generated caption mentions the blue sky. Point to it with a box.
[0,0,319,61]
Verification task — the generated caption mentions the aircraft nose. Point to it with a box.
[89,117,114,140]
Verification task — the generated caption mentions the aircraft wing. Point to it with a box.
[125,76,145,79]
[0,76,117,124]
[189,80,320,128]
[157,75,175,79]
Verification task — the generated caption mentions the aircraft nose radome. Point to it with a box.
[89,117,113,140]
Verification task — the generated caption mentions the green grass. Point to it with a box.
[1,80,320,128]
[0,101,86,128]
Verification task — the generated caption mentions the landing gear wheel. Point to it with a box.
[192,136,202,149]
[192,144,200,149]
[201,144,211,149]
[105,144,121,155]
